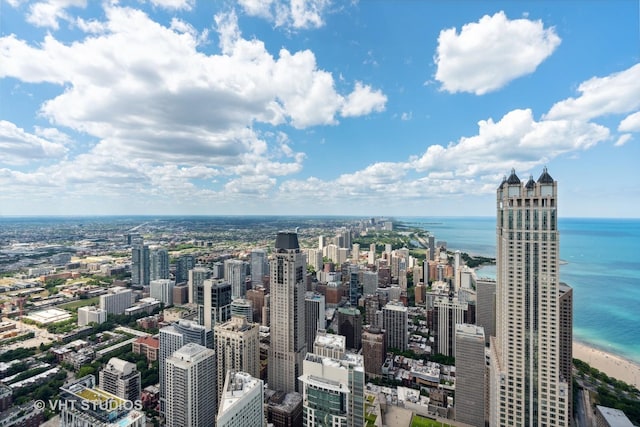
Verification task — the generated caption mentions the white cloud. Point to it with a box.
[341,82,387,117]
[619,111,640,132]
[149,0,194,11]
[546,64,640,121]
[615,134,632,147]
[411,109,609,176]
[401,112,412,121]
[0,121,68,165]
[238,0,331,29]
[434,11,560,95]
[26,0,86,29]
[75,17,108,33]
[1,6,385,174]
[224,175,276,196]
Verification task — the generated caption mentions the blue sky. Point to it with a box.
[1,0,639,217]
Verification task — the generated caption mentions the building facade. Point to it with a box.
[268,232,307,393]
[216,371,265,427]
[489,169,570,426]
[455,324,486,427]
[298,332,365,427]
[165,343,217,427]
[99,357,141,402]
[382,301,408,351]
[99,287,132,315]
[159,320,213,415]
[305,292,325,354]
[214,315,260,405]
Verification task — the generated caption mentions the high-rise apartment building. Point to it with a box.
[455,324,486,427]
[214,315,260,405]
[361,326,386,376]
[202,279,232,330]
[383,301,408,351]
[225,259,249,299]
[559,282,573,425]
[351,243,360,263]
[59,375,146,427]
[348,265,359,306]
[476,278,496,345]
[217,371,265,427]
[99,286,132,315]
[230,298,253,322]
[150,279,174,306]
[433,295,475,357]
[99,357,141,402]
[165,343,217,427]
[77,305,107,326]
[250,249,268,289]
[246,286,267,325]
[175,254,195,285]
[188,266,211,304]
[299,332,365,427]
[268,232,306,393]
[305,292,325,353]
[337,306,362,350]
[150,247,169,281]
[131,244,150,287]
[490,168,570,426]
[362,270,378,296]
[159,320,213,414]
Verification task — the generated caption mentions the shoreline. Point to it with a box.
[573,340,640,389]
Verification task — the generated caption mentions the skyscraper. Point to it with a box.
[159,320,213,414]
[131,244,150,287]
[214,315,260,405]
[225,259,249,299]
[250,249,268,289]
[337,306,362,351]
[476,278,497,345]
[175,254,195,285]
[189,266,211,305]
[268,232,306,393]
[202,279,232,330]
[490,168,570,426]
[165,343,217,427]
[382,301,408,351]
[455,324,486,427]
[348,264,359,306]
[150,279,174,306]
[298,332,365,427]
[150,247,169,281]
[305,292,325,353]
[217,371,265,427]
[99,357,141,402]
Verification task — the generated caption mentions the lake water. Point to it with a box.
[398,216,640,364]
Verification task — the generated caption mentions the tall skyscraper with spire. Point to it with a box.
[268,231,306,393]
[490,168,570,426]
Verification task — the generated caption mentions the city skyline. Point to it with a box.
[1,1,639,218]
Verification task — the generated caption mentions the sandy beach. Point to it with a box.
[573,341,640,389]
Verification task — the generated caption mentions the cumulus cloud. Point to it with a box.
[434,11,560,95]
[149,0,194,11]
[546,64,640,121]
[619,111,640,132]
[26,0,86,29]
[615,134,632,147]
[341,82,387,117]
[411,109,608,176]
[0,120,68,165]
[0,6,385,173]
[238,0,331,29]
